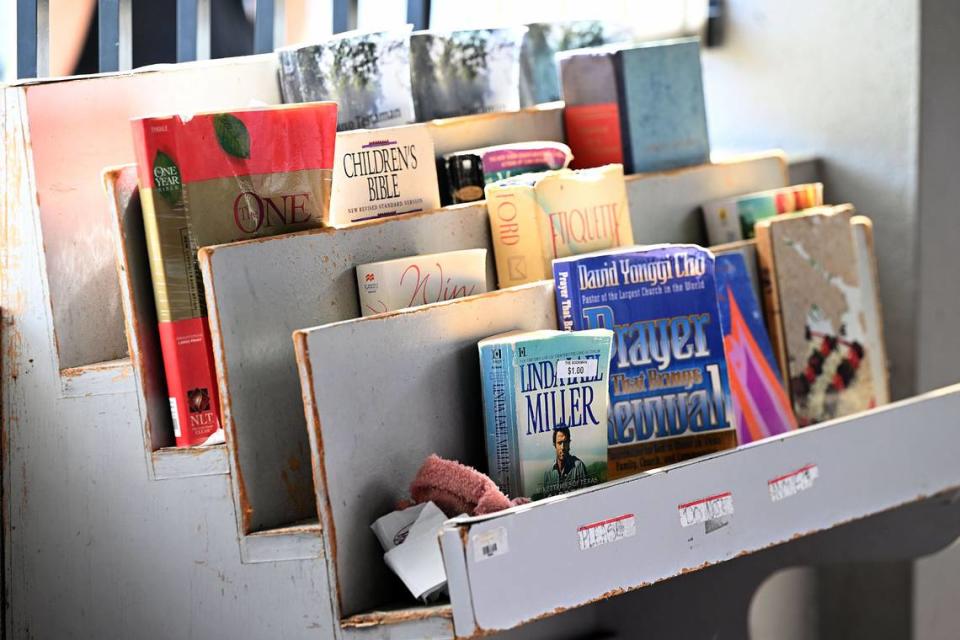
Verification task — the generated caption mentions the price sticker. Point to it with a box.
[472,527,508,562]
[557,358,598,380]
[769,464,819,502]
[678,492,734,528]
[577,514,636,551]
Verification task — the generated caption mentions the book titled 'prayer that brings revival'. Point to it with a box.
[553,245,736,479]
[131,103,338,446]
[479,329,614,500]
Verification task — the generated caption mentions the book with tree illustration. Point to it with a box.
[410,27,527,121]
[278,28,415,131]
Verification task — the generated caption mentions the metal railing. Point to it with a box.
[15,0,432,79]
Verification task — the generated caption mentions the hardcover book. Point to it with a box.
[329,124,440,225]
[278,28,415,131]
[356,248,488,316]
[478,328,614,500]
[443,141,572,204]
[410,27,527,121]
[520,21,634,107]
[715,252,798,444]
[755,206,889,425]
[553,245,736,479]
[702,183,824,245]
[558,38,709,173]
[485,164,634,288]
[131,103,338,446]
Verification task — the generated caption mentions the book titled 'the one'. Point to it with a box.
[131,103,338,446]
[553,245,737,479]
[479,329,614,500]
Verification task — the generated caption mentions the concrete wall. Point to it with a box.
[702,0,921,400]
[702,3,924,638]
[913,2,960,639]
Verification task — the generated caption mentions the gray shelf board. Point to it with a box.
[341,605,454,640]
[440,384,960,636]
[240,518,325,564]
[151,444,230,480]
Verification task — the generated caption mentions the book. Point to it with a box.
[410,27,527,121]
[131,103,338,446]
[520,21,634,107]
[552,245,736,479]
[755,206,888,425]
[443,141,572,204]
[702,183,824,245]
[715,252,798,444]
[478,328,614,500]
[558,38,709,173]
[356,249,488,316]
[278,28,416,131]
[329,124,440,225]
[485,164,634,288]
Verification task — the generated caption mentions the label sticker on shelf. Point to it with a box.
[769,464,819,502]
[678,492,734,528]
[472,527,508,562]
[557,358,599,381]
[577,514,636,551]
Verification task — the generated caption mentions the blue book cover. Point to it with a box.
[478,329,613,500]
[615,38,710,173]
[553,245,735,479]
[715,253,798,444]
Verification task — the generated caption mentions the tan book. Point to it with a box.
[485,164,634,288]
[755,205,887,426]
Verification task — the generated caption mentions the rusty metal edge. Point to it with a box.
[197,246,253,537]
[293,330,342,627]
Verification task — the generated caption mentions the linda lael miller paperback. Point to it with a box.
[479,329,614,501]
[553,245,737,480]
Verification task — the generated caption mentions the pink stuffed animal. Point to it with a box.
[410,454,530,517]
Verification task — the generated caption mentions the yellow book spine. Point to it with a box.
[485,182,548,288]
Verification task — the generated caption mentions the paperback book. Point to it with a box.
[329,123,440,225]
[278,28,415,131]
[558,38,709,173]
[356,248,488,316]
[520,21,634,106]
[410,27,526,121]
[553,245,736,479]
[485,164,634,288]
[478,329,614,500]
[755,206,889,425]
[702,183,824,245]
[443,141,572,204]
[715,252,797,444]
[131,103,338,446]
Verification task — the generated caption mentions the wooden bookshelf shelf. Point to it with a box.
[439,385,960,637]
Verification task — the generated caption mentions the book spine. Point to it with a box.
[612,50,635,175]
[754,221,790,395]
[132,119,222,447]
[552,260,577,332]
[485,183,548,287]
[480,342,518,497]
[851,216,890,404]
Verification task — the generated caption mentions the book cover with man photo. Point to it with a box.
[479,329,613,500]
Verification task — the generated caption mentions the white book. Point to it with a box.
[356,248,488,316]
[330,123,441,226]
